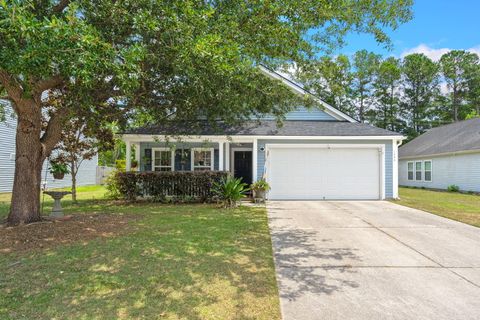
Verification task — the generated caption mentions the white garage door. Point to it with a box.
[267,146,382,200]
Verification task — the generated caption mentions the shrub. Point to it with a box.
[115,171,229,202]
[213,176,249,208]
[251,179,271,192]
[105,169,123,199]
[447,184,460,192]
[115,159,126,171]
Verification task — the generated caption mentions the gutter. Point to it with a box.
[399,148,480,160]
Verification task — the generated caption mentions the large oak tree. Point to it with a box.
[0,0,413,225]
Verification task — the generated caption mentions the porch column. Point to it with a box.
[218,141,224,171]
[125,140,132,172]
[134,143,141,171]
[225,141,230,171]
[252,138,258,182]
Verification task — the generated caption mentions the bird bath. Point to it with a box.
[44,191,72,218]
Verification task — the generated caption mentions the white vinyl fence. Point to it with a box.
[96,166,114,185]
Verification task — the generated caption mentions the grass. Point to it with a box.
[0,186,280,319]
[0,185,107,220]
[393,187,480,228]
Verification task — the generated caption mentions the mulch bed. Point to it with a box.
[0,213,141,253]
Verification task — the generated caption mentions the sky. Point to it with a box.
[336,0,480,60]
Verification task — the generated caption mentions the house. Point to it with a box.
[0,103,98,193]
[399,118,480,192]
[121,67,404,200]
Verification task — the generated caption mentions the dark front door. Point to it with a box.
[234,151,253,185]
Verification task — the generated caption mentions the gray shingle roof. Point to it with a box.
[123,120,400,137]
[399,118,480,158]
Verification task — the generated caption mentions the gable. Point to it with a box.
[259,65,357,123]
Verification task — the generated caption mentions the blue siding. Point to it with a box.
[0,104,98,192]
[0,105,16,192]
[140,142,220,171]
[399,153,480,192]
[256,139,394,199]
[259,106,336,121]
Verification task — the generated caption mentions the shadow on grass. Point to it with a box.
[0,204,280,319]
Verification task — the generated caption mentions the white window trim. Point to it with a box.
[415,161,423,181]
[423,160,433,182]
[152,147,175,171]
[191,148,214,171]
[407,161,414,181]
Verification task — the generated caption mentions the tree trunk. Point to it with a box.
[453,85,459,122]
[7,111,45,225]
[71,163,77,203]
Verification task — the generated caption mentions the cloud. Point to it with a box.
[401,44,480,61]
[468,46,480,57]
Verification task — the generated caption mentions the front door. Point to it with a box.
[233,151,253,185]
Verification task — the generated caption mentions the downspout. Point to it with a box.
[393,138,404,199]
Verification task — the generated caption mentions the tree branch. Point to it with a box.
[0,69,23,103]
[40,108,69,158]
[35,75,64,93]
[52,0,71,14]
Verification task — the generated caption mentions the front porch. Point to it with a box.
[124,137,260,185]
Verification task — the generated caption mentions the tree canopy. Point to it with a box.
[0,0,414,224]
[298,49,480,140]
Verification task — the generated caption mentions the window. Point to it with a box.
[153,148,174,171]
[415,161,422,181]
[424,160,432,182]
[407,162,414,181]
[191,148,214,171]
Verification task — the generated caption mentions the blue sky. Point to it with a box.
[337,0,480,60]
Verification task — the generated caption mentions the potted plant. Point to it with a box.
[49,161,70,180]
[131,160,139,170]
[251,179,270,203]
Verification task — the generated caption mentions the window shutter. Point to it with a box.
[144,148,152,171]
[175,149,190,171]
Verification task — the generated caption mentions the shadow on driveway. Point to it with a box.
[270,225,360,301]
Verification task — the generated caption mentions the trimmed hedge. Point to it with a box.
[115,171,230,202]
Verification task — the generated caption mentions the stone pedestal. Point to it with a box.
[44,191,72,218]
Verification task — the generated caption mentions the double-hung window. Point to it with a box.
[415,161,422,181]
[407,162,414,181]
[152,148,174,171]
[191,148,214,171]
[408,160,433,182]
[424,160,432,182]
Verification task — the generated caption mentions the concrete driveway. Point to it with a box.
[267,201,480,320]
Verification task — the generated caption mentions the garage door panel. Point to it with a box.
[267,147,381,200]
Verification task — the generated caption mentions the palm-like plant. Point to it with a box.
[212,176,249,208]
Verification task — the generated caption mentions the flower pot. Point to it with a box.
[53,172,65,180]
[253,189,266,203]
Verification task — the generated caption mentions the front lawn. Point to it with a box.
[0,186,280,319]
[393,187,480,228]
[0,185,107,220]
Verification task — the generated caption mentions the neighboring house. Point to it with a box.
[0,104,98,193]
[399,118,480,192]
[121,67,404,200]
